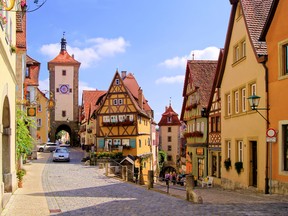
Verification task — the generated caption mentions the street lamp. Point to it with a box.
[247,93,269,123]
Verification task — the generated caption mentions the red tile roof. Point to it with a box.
[82,90,107,121]
[240,0,273,56]
[48,50,80,65]
[24,55,40,86]
[123,73,152,113]
[158,105,181,126]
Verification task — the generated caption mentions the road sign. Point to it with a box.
[266,128,277,138]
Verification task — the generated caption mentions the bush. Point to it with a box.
[17,169,26,181]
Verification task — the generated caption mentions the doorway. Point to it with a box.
[251,141,257,187]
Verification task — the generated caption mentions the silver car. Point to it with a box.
[37,142,58,152]
[52,147,70,162]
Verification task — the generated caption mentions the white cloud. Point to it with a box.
[155,75,185,84]
[38,78,49,92]
[40,37,130,69]
[159,46,220,69]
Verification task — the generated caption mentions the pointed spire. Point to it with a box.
[60,32,67,52]
[169,97,172,107]
[192,52,195,60]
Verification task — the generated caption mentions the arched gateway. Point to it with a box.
[47,34,81,146]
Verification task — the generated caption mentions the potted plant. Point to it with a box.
[235,161,243,174]
[224,158,231,171]
[17,169,26,188]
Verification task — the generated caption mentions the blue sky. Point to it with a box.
[27,0,231,123]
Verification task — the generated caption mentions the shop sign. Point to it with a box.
[196,148,204,155]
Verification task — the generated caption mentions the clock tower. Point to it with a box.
[47,34,81,146]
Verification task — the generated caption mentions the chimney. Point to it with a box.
[121,71,127,79]
[72,54,74,59]
[165,106,168,111]
[138,87,143,110]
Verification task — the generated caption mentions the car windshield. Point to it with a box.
[55,149,68,153]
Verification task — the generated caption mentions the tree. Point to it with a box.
[16,109,35,160]
[158,150,167,172]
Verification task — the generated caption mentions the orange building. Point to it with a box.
[260,0,288,194]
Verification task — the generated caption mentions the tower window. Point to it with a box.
[69,88,72,93]
[62,70,66,76]
[62,110,66,117]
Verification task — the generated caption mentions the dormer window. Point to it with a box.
[167,116,172,123]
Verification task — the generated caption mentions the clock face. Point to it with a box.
[60,84,69,94]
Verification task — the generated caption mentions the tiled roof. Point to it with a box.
[123,73,152,113]
[82,90,107,121]
[48,50,80,65]
[185,60,218,108]
[158,105,181,126]
[241,0,273,56]
[24,55,40,86]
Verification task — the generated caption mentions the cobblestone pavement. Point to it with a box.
[39,148,288,216]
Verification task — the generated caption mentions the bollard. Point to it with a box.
[186,175,194,201]
[147,170,154,189]
[122,166,127,181]
[105,163,108,176]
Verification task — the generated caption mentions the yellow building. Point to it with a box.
[0,1,17,209]
[219,1,272,193]
[95,71,153,184]
[36,88,49,144]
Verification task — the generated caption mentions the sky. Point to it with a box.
[26,0,231,123]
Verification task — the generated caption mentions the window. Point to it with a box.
[118,99,123,105]
[25,67,30,78]
[234,45,240,62]
[242,41,246,57]
[168,136,172,142]
[115,79,120,85]
[241,88,246,112]
[201,122,204,132]
[282,43,288,76]
[62,70,66,76]
[235,91,239,113]
[227,94,231,115]
[167,116,172,123]
[103,116,110,123]
[211,117,216,132]
[168,127,171,132]
[283,125,288,171]
[227,141,231,158]
[238,141,243,162]
[167,155,172,161]
[38,104,42,112]
[216,116,221,132]
[110,115,117,122]
[168,145,172,151]
[56,88,59,92]
[113,99,118,105]
[62,110,66,117]
[196,122,200,131]
[139,139,141,148]
[37,119,42,127]
[69,88,72,93]
[26,91,30,102]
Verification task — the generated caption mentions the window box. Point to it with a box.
[183,131,203,138]
[235,161,243,174]
[224,158,231,171]
[185,103,197,111]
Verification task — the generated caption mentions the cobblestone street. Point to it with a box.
[2,148,288,216]
[43,149,288,216]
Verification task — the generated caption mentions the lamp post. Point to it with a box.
[247,93,271,194]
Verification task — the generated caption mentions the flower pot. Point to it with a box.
[18,181,23,188]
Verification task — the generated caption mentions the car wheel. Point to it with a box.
[39,148,44,152]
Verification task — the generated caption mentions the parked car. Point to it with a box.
[37,142,58,152]
[52,147,70,162]
[60,141,70,147]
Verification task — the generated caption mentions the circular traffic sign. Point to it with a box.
[266,128,276,138]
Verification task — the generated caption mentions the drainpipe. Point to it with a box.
[261,56,269,194]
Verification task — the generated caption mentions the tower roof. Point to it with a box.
[158,105,181,126]
[48,35,80,65]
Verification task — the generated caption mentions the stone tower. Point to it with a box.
[47,34,81,146]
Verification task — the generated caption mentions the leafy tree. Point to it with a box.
[158,150,167,171]
[16,109,35,160]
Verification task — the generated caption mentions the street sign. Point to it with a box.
[266,128,277,138]
[266,137,276,143]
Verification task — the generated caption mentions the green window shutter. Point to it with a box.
[98,138,104,148]
[130,138,136,148]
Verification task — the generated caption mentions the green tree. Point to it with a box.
[16,109,35,160]
[158,150,167,172]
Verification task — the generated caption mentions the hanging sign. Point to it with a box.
[27,107,36,117]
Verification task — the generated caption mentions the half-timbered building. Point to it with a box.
[95,71,154,184]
